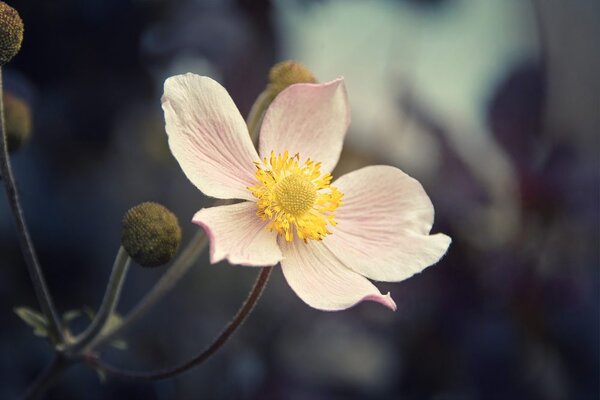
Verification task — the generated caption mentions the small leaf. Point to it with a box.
[102,313,123,334]
[14,306,48,337]
[102,313,127,350]
[110,339,128,350]
[95,368,107,383]
[82,306,96,321]
[55,342,67,352]
[62,310,82,323]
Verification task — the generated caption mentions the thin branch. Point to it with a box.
[86,266,273,380]
[87,229,210,349]
[20,355,71,400]
[246,89,272,146]
[0,68,64,343]
[66,247,131,355]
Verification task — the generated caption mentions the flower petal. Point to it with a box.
[259,78,350,173]
[279,238,397,311]
[162,74,259,200]
[325,166,451,282]
[193,202,282,266]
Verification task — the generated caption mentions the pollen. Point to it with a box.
[249,151,343,242]
[274,174,317,216]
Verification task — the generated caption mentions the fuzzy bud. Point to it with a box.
[267,60,317,98]
[4,92,31,152]
[0,2,23,65]
[121,202,181,268]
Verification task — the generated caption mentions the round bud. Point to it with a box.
[0,2,24,65]
[4,92,31,152]
[121,202,181,268]
[268,60,317,97]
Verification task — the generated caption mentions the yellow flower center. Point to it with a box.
[249,151,343,242]
[274,174,316,216]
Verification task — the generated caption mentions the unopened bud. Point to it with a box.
[268,61,317,98]
[0,2,23,65]
[4,92,31,152]
[121,202,181,267]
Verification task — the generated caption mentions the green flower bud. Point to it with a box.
[247,61,318,142]
[4,92,31,153]
[267,60,317,98]
[0,2,23,65]
[121,202,181,268]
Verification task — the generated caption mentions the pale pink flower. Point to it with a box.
[162,73,451,311]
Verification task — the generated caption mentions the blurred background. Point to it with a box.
[1,0,598,398]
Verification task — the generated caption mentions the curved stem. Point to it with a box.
[20,355,71,400]
[86,266,272,380]
[0,68,64,343]
[67,247,131,355]
[87,230,209,350]
[246,89,272,145]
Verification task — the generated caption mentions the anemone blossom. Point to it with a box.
[162,73,451,311]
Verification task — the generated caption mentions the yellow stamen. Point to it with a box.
[248,151,343,242]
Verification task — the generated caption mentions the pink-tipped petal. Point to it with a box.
[162,74,259,200]
[259,78,350,173]
[279,238,397,311]
[325,166,451,282]
[193,202,282,266]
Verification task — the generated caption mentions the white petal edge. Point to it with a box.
[325,165,451,282]
[162,74,259,200]
[192,202,282,267]
[279,238,397,311]
[258,78,350,173]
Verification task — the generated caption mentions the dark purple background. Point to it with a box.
[1,0,598,399]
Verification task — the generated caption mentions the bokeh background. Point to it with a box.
[1,0,598,399]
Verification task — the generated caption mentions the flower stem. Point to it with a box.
[20,355,72,400]
[246,89,272,145]
[86,266,273,380]
[66,247,131,355]
[0,68,64,344]
[87,229,210,350]
[92,79,277,349]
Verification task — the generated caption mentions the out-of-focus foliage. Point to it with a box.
[1,0,597,399]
